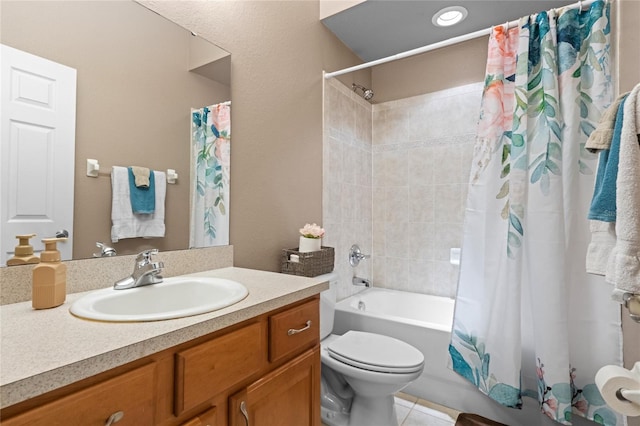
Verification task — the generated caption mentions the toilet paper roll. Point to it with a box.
[595,364,640,416]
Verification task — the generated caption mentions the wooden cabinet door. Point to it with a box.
[229,346,320,426]
[2,363,156,426]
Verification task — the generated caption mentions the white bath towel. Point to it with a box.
[111,166,166,242]
[586,220,616,275]
[605,83,640,301]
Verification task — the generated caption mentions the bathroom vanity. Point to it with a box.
[0,266,327,425]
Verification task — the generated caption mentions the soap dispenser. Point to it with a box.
[32,237,67,309]
[6,234,41,266]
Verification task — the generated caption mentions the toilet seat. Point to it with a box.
[327,331,424,374]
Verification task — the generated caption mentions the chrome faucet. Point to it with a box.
[93,242,117,258]
[349,244,371,267]
[114,249,164,290]
[352,276,371,287]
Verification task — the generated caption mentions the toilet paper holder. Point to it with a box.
[617,387,640,406]
[596,361,640,416]
[616,362,640,405]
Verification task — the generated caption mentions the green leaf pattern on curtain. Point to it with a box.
[191,103,230,247]
[449,2,621,425]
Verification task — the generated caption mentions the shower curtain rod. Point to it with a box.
[324,0,599,79]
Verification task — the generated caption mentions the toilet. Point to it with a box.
[319,272,425,426]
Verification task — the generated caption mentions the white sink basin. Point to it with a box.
[70,276,248,322]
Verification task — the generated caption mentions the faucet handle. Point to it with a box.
[349,244,370,267]
[136,249,158,263]
[93,242,117,258]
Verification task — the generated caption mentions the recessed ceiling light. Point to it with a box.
[432,6,468,27]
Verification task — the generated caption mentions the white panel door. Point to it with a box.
[1,44,76,265]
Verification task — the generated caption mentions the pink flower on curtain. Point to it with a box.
[472,24,520,184]
[212,104,231,133]
[215,139,230,169]
[213,104,231,170]
[478,25,519,142]
[477,80,507,141]
[485,25,519,78]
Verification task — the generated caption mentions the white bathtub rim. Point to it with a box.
[335,287,454,333]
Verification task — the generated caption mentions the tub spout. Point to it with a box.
[352,276,370,287]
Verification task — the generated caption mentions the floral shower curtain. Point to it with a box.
[449,2,623,425]
[190,102,231,247]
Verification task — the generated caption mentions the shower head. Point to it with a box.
[352,83,374,101]
[363,88,374,100]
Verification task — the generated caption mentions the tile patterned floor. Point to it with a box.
[395,393,459,426]
[322,392,460,426]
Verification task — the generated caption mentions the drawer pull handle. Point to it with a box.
[288,320,312,336]
[105,411,124,426]
[240,401,250,426]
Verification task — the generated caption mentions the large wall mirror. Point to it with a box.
[0,0,231,264]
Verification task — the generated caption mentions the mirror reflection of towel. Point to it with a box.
[128,167,155,214]
[130,166,150,188]
[111,166,165,242]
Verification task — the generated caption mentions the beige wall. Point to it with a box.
[320,0,366,20]
[371,36,488,103]
[1,1,230,259]
[141,1,367,272]
[2,0,367,268]
[617,0,640,93]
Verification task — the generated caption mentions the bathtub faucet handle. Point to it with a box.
[349,244,371,267]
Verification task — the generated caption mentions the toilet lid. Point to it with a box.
[327,331,424,374]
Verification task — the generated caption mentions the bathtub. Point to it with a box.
[332,288,459,405]
[332,288,579,426]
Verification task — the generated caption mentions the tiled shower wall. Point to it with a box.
[323,78,373,301]
[323,79,483,300]
[371,83,482,298]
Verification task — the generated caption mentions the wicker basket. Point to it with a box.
[281,246,335,277]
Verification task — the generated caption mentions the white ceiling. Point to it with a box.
[322,0,578,62]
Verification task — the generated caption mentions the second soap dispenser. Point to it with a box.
[32,237,67,309]
[6,234,40,266]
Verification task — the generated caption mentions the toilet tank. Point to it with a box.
[317,271,338,340]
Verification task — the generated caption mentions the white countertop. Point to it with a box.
[0,267,328,409]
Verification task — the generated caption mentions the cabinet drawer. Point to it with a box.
[269,298,319,363]
[180,406,217,426]
[174,321,267,415]
[3,362,157,426]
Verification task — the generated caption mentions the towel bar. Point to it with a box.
[86,159,177,184]
[623,292,640,323]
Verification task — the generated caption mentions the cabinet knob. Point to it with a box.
[105,411,124,425]
[240,401,249,426]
